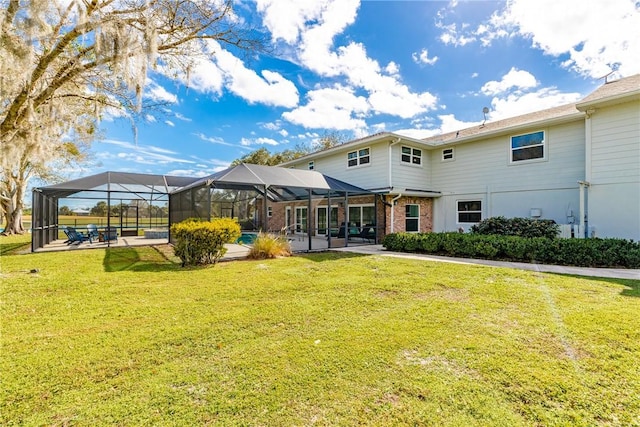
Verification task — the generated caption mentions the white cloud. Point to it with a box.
[174,112,192,122]
[282,86,369,131]
[145,114,156,123]
[412,48,439,66]
[208,42,299,108]
[437,23,476,46]
[193,132,238,147]
[165,120,175,127]
[145,81,178,104]
[481,68,538,96]
[257,0,436,121]
[279,129,289,137]
[490,0,640,77]
[100,139,196,165]
[488,88,582,121]
[240,137,279,146]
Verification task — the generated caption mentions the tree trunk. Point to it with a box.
[2,205,25,235]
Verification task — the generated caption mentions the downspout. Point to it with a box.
[390,193,402,233]
[578,180,590,238]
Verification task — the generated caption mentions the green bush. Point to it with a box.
[381,232,640,268]
[247,232,292,259]
[171,218,241,266]
[471,216,559,239]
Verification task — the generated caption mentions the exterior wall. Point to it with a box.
[390,144,432,190]
[430,120,586,232]
[383,195,433,234]
[587,100,640,240]
[292,143,391,190]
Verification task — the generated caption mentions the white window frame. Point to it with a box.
[401,146,422,166]
[405,204,420,232]
[457,200,482,224]
[347,147,371,168]
[442,148,455,161]
[267,206,273,217]
[510,130,546,164]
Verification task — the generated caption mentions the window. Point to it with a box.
[401,146,422,165]
[511,131,545,162]
[405,204,419,232]
[267,206,273,217]
[442,148,454,161]
[347,147,370,167]
[457,201,482,223]
[308,161,314,170]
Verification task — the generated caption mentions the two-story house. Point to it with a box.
[279,74,640,241]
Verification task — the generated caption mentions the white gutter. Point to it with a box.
[389,193,402,233]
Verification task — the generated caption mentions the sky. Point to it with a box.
[84,0,640,180]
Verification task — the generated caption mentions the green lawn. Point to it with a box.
[1,235,639,426]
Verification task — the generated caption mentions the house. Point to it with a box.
[280,74,640,241]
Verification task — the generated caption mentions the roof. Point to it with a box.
[576,73,640,110]
[176,163,371,198]
[35,171,200,199]
[425,73,640,146]
[421,102,583,146]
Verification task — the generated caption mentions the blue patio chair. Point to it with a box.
[64,227,89,245]
[86,224,99,243]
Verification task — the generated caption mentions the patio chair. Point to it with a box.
[102,226,118,242]
[86,224,99,243]
[359,224,376,243]
[64,227,89,245]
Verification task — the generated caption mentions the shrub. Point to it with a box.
[471,216,559,239]
[381,232,640,268]
[171,218,241,266]
[247,232,292,259]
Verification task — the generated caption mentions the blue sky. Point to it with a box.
[86,0,640,179]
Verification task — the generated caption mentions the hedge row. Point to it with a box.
[470,216,559,239]
[171,218,241,266]
[381,232,640,268]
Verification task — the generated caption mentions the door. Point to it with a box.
[295,207,307,233]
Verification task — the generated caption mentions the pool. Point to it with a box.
[236,232,258,245]
[144,229,169,239]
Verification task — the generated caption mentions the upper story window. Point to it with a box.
[308,161,314,170]
[442,148,454,161]
[401,146,422,165]
[347,147,370,167]
[511,131,545,163]
[457,200,482,223]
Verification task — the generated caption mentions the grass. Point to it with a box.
[1,234,639,426]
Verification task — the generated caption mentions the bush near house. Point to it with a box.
[247,232,292,259]
[382,232,640,268]
[171,218,241,266]
[470,216,559,239]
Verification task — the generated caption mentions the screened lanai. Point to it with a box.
[32,165,377,253]
[32,172,199,251]
[169,163,377,252]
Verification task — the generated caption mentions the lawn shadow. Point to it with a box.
[103,246,181,272]
[0,241,30,256]
[549,273,640,298]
